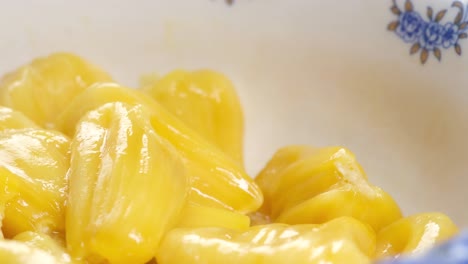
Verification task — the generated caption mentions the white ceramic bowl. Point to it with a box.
[0,0,467,226]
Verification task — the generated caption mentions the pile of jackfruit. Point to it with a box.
[0,53,458,264]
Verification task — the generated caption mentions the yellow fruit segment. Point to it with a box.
[255,146,361,216]
[0,129,70,238]
[256,146,401,231]
[177,203,250,231]
[0,53,112,128]
[0,239,59,264]
[58,83,263,213]
[157,217,375,264]
[14,231,79,263]
[276,185,402,231]
[66,102,188,264]
[143,70,244,164]
[375,212,459,259]
[0,106,39,131]
[55,83,154,136]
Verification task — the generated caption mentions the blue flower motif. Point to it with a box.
[388,0,468,64]
[420,22,445,51]
[442,23,460,48]
[396,11,426,43]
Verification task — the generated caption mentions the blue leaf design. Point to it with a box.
[452,1,464,24]
[421,49,429,64]
[427,7,433,20]
[389,0,467,64]
[392,6,401,15]
[410,43,421,54]
[435,10,447,22]
[405,0,413,12]
[388,21,399,31]
[434,48,442,60]
[455,43,462,55]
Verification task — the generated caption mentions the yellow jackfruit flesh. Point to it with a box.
[0,239,59,264]
[57,83,263,213]
[0,106,39,131]
[256,146,402,231]
[375,212,459,259]
[142,70,244,164]
[157,217,376,264]
[177,202,250,231]
[13,231,79,263]
[0,53,112,128]
[66,102,188,264]
[0,129,69,238]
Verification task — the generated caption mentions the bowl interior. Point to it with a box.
[0,0,466,225]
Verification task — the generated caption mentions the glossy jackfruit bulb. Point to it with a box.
[58,83,262,213]
[177,203,250,231]
[157,217,376,264]
[66,102,188,264]
[375,213,459,259]
[256,145,401,231]
[0,106,39,131]
[55,83,154,136]
[0,239,60,264]
[256,146,364,217]
[0,129,70,238]
[13,231,78,263]
[143,70,244,163]
[0,53,112,128]
[276,185,402,232]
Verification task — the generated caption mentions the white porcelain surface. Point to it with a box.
[0,0,467,225]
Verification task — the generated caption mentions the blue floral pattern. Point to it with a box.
[388,0,468,64]
[396,11,425,43]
